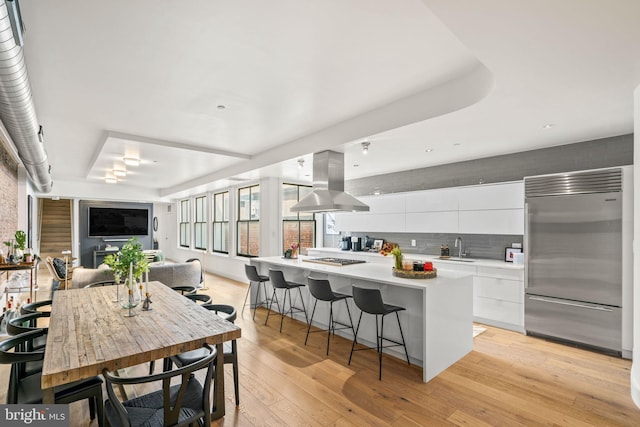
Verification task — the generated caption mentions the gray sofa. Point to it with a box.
[71,260,202,289]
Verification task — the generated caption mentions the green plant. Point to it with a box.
[14,230,26,251]
[103,238,149,283]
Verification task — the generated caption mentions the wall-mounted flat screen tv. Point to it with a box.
[88,207,149,237]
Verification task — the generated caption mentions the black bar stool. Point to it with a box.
[305,277,355,355]
[349,286,410,380]
[243,264,271,319]
[266,269,308,333]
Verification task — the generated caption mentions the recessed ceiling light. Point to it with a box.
[123,157,140,166]
[425,148,434,153]
[453,143,461,147]
[105,177,117,184]
[297,158,304,169]
[361,141,370,155]
[543,123,554,129]
[113,169,127,177]
[217,105,226,110]
[353,164,360,167]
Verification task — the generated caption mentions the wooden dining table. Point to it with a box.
[41,281,241,419]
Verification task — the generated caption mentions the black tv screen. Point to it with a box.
[89,207,149,237]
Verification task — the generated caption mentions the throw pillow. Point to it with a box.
[52,257,67,279]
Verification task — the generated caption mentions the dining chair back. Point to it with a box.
[170,304,240,408]
[20,299,52,315]
[185,293,212,305]
[84,280,117,288]
[0,330,104,426]
[103,344,216,427]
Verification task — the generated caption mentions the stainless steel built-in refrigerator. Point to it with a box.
[524,168,622,354]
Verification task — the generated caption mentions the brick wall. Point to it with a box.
[0,140,18,250]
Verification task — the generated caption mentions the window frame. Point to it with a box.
[282,183,315,255]
[179,199,190,248]
[236,184,260,257]
[193,195,207,251]
[212,191,229,254]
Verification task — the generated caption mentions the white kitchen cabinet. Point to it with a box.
[405,187,458,212]
[335,194,405,232]
[335,181,524,236]
[458,209,524,235]
[335,212,405,233]
[361,193,406,213]
[405,211,458,233]
[458,182,524,210]
[474,266,524,331]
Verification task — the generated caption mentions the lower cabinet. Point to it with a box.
[473,268,524,332]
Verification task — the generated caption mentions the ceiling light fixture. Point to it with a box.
[105,177,117,184]
[361,141,370,155]
[425,148,434,153]
[543,123,554,129]
[113,169,127,177]
[297,158,304,169]
[123,157,140,166]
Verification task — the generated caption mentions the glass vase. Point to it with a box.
[119,278,142,309]
[394,254,403,270]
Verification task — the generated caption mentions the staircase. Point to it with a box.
[39,199,73,263]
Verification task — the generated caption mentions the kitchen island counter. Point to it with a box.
[251,256,473,382]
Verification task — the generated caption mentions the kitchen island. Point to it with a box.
[251,256,473,382]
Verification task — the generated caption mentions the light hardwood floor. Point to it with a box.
[1,268,639,426]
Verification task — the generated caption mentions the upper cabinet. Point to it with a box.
[405,187,458,212]
[334,193,405,232]
[457,182,524,210]
[335,181,524,235]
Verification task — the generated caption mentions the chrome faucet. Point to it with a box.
[454,236,463,259]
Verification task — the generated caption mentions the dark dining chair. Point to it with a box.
[7,312,50,351]
[20,299,52,315]
[185,293,212,305]
[103,343,216,427]
[0,330,104,427]
[84,280,117,288]
[170,304,240,408]
[171,285,197,295]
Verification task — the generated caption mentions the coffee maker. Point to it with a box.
[351,236,362,251]
[340,236,351,251]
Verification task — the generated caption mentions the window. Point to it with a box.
[237,185,260,257]
[179,199,190,248]
[212,191,229,254]
[194,196,207,250]
[282,183,315,255]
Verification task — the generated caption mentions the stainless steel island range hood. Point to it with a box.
[290,150,369,213]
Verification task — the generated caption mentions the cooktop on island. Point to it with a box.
[303,257,367,267]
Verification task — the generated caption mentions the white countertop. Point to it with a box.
[307,247,524,270]
[252,256,472,290]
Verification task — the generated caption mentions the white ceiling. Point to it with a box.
[17,0,640,200]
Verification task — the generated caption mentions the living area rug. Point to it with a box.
[473,325,487,338]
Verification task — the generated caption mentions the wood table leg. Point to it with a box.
[42,387,55,404]
[211,342,226,419]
